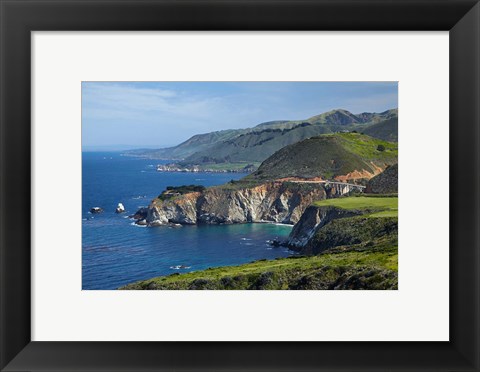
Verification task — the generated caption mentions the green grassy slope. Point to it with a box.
[362,117,398,142]
[244,133,398,182]
[294,196,398,255]
[313,195,398,216]
[305,215,398,255]
[120,246,398,290]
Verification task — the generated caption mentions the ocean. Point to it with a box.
[82,152,294,290]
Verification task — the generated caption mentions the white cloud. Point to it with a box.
[82,83,221,120]
[82,83,266,130]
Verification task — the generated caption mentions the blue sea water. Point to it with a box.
[82,152,293,290]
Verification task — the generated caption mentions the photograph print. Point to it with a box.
[82,82,398,290]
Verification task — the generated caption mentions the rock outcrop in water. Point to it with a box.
[145,181,327,226]
[130,207,148,220]
[115,203,125,213]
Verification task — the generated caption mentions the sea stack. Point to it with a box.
[115,203,125,213]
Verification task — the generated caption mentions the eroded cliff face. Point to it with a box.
[146,182,327,226]
[286,206,360,249]
[365,163,398,194]
[147,192,201,226]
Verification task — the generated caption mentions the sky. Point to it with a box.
[82,82,398,151]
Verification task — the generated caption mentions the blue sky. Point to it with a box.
[82,82,397,150]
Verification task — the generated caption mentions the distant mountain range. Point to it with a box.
[125,108,398,167]
[362,117,398,143]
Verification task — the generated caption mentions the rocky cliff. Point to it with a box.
[286,206,361,249]
[365,163,398,194]
[145,182,327,226]
[286,203,398,255]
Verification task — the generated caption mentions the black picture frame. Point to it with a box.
[1,0,479,371]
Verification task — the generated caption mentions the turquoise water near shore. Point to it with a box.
[82,152,293,290]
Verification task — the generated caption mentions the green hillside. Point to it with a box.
[125,108,398,161]
[257,108,397,128]
[125,128,251,160]
[180,122,341,165]
[313,195,398,215]
[355,108,398,125]
[120,245,397,290]
[244,132,398,182]
[181,110,398,165]
[362,117,398,142]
